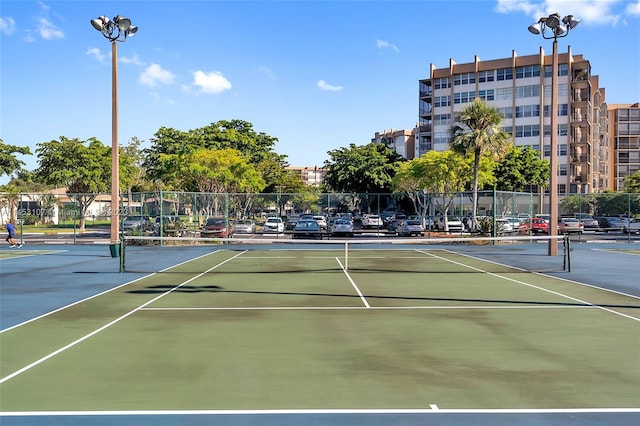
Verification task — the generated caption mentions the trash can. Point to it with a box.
[109,241,121,258]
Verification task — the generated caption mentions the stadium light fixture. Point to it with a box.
[528,13,579,256]
[91,15,137,255]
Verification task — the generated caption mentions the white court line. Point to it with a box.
[0,250,223,334]
[336,257,370,308]
[141,305,594,311]
[418,249,640,322]
[1,408,639,416]
[0,250,245,384]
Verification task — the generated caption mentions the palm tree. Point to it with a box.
[450,98,511,231]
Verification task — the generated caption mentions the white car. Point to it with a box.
[437,216,463,232]
[330,219,354,237]
[362,214,383,229]
[495,218,514,233]
[312,215,328,230]
[263,217,284,233]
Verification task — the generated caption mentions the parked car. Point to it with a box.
[292,219,325,239]
[597,216,627,232]
[312,215,328,230]
[122,216,151,234]
[285,215,300,230]
[437,216,464,232]
[623,218,640,234]
[395,218,425,237]
[330,218,354,237]
[154,216,185,236]
[362,214,383,229]
[200,217,233,238]
[558,217,584,234]
[263,217,284,233]
[574,213,598,230]
[518,217,549,234]
[234,219,256,234]
[495,218,514,234]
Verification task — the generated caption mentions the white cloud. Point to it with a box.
[86,47,106,63]
[0,17,16,35]
[376,39,399,52]
[120,54,145,67]
[495,0,630,27]
[36,17,63,40]
[192,70,232,94]
[626,0,640,16]
[258,65,276,80]
[139,63,176,87]
[317,80,343,92]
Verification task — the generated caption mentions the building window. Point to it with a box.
[434,95,451,107]
[516,65,541,78]
[516,85,540,99]
[515,104,540,118]
[454,72,475,85]
[434,77,451,89]
[435,132,450,145]
[559,164,567,176]
[454,91,475,104]
[544,64,569,77]
[499,107,513,119]
[515,124,540,137]
[434,114,451,125]
[478,89,494,101]
[497,68,513,81]
[496,87,513,100]
[478,70,494,82]
[559,143,567,156]
[502,126,513,134]
[558,124,568,136]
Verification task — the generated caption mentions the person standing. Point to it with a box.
[5,220,22,248]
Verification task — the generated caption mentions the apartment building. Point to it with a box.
[285,166,326,186]
[371,128,417,160]
[417,47,610,194]
[608,104,640,191]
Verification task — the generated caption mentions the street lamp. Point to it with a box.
[90,15,138,253]
[528,13,580,256]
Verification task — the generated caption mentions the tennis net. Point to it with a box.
[120,234,572,274]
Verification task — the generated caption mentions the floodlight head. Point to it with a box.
[90,18,104,31]
[563,15,581,29]
[125,25,138,37]
[555,24,566,36]
[113,15,131,30]
[90,16,109,31]
[546,13,561,28]
[528,22,541,34]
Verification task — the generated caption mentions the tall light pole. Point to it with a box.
[528,13,580,255]
[91,15,138,253]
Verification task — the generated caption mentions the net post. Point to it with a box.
[344,241,349,271]
[563,234,572,272]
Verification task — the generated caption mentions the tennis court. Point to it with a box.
[1,237,639,425]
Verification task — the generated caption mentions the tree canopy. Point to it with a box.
[493,145,550,191]
[0,139,32,178]
[323,142,404,194]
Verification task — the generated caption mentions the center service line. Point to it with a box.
[336,257,370,308]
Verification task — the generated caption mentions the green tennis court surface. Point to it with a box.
[1,243,639,424]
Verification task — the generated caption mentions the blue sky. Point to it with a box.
[1,0,639,185]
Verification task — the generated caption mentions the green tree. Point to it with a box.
[176,148,266,216]
[34,137,112,230]
[323,142,404,212]
[0,139,32,178]
[450,98,511,228]
[399,151,494,231]
[623,171,640,193]
[144,120,285,189]
[494,145,550,192]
